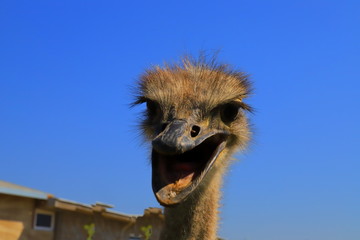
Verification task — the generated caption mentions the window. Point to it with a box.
[34,209,55,231]
[128,236,142,240]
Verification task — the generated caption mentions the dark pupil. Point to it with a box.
[146,101,158,116]
[221,103,239,123]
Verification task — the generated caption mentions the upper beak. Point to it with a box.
[152,119,195,155]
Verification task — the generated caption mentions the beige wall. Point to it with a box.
[55,211,138,240]
[0,194,54,240]
[0,194,163,240]
[132,210,164,240]
[54,211,133,240]
[54,210,164,240]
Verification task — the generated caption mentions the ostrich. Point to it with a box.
[133,56,252,240]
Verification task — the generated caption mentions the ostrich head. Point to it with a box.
[134,57,252,206]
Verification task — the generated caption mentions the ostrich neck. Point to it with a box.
[160,168,224,240]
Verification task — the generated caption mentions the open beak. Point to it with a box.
[151,119,229,206]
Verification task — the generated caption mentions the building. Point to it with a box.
[0,180,164,240]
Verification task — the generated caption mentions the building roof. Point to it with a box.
[49,198,139,223]
[0,180,163,223]
[0,180,51,200]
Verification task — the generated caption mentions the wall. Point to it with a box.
[54,211,134,240]
[0,194,54,240]
[132,209,164,240]
[0,194,163,240]
[54,209,164,240]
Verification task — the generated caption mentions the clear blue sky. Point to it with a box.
[1,1,359,239]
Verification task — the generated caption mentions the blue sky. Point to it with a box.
[1,1,359,239]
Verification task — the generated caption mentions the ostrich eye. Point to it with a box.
[220,102,240,124]
[146,100,161,118]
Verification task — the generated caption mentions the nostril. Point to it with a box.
[161,123,168,132]
[190,125,201,138]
